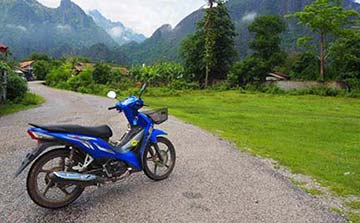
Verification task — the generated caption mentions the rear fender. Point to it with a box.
[150,129,167,143]
[15,142,66,177]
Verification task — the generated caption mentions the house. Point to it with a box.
[0,44,8,55]
[19,60,35,80]
[266,72,290,81]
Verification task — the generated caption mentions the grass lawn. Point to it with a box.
[145,91,360,197]
[0,93,45,116]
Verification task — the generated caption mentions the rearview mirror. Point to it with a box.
[107,91,117,99]
[139,83,147,98]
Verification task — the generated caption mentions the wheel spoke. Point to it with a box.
[59,157,65,170]
[58,187,70,196]
[164,164,170,168]
[154,164,158,175]
[39,169,52,173]
[43,182,52,197]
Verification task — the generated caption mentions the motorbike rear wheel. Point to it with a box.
[143,137,176,181]
[26,148,84,209]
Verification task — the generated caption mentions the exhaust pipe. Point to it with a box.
[49,171,105,186]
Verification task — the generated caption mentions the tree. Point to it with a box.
[227,15,286,86]
[181,0,237,87]
[32,60,51,80]
[228,57,267,87]
[290,52,319,80]
[92,63,112,85]
[27,53,52,62]
[329,31,360,88]
[287,0,359,80]
[248,15,287,70]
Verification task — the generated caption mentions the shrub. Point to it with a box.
[169,80,199,90]
[21,93,43,105]
[129,62,187,86]
[209,81,232,91]
[263,85,285,94]
[227,57,268,87]
[290,52,319,80]
[67,68,94,91]
[46,62,73,86]
[32,60,51,80]
[93,63,112,84]
[6,72,28,101]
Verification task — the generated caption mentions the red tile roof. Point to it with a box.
[0,44,8,53]
[20,60,35,68]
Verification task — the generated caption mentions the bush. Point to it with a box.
[46,62,73,86]
[129,62,187,86]
[93,63,112,85]
[227,57,268,87]
[263,85,285,94]
[33,60,51,80]
[169,80,199,90]
[21,93,44,105]
[287,86,343,97]
[290,52,319,80]
[209,81,232,91]
[6,73,28,101]
[67,68,94,91]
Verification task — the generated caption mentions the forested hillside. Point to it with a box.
[0,0,117,59]
[121,0,360,64]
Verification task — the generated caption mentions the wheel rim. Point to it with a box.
[33,153,82,204]
[146,142,174,177]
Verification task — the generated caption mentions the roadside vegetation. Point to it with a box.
[0,61,44,116]
[144,90,360,222]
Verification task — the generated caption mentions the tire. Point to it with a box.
[26,148,84,209]
[143,137,176,181]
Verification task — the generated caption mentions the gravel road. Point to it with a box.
[0,82,345,223]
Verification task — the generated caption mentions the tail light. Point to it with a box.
[27,130,55,141]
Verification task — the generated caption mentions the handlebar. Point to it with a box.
[108,106,117,110]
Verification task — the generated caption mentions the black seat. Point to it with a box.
[30,123,113,139]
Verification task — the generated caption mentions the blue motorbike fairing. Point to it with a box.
[28,127,142,170]
[25,93,169,173]
[150,129,167,143]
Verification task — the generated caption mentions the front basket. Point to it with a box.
[143,108,168,125]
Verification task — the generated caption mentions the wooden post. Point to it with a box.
[0,44,9,103]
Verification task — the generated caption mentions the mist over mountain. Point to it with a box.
[88,10,146,46]
[121,0,360,65]
[0,0,117,59]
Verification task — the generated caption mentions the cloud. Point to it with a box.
[241,12,257,22]
[6,24,27,32]
[56,24,72,32]
[109,27,124,38]
[37,0,206,37]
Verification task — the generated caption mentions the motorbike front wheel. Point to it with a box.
[26,148,84,209]
[143,137,176,181]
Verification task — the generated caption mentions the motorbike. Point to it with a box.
[15,83,176,209]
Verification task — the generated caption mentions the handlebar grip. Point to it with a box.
[108,106,117,110]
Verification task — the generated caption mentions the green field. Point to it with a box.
[145,91,360,197]
[0,93,45,116]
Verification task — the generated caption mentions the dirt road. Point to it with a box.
[0,82,345,223]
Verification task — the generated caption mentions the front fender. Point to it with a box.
[150,129,167,143]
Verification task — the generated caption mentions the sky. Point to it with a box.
[36,0,360,37]
[37,0,206,37]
